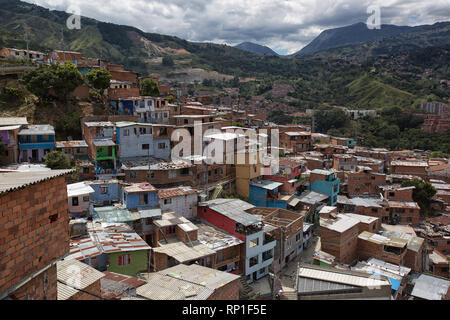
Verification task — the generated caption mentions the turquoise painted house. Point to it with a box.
[249,180,287,209]
[309,169,340,206]
[18,125,55,163]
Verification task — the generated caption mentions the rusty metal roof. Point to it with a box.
[158,186,200,199]
[56,140,88,148]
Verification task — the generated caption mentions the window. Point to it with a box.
[71,197,79,206]
[259,268,266,275]
[118,254,131,266]
[83,167,90,174]
[147,172,155,178]
[83,196,90,202]
[249,238,259,248]
[249,256,258,267]
[164,198,172,205]
[158,143,166,149]
[130,171,137,179]
[142,144,150,150]
[49,214,58,223]
[100,186,108,194]
[124,129,130,136]
[166,225,176,234]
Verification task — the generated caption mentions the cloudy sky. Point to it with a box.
[24,0,450,55]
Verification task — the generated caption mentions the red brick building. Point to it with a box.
[0,170,73,300]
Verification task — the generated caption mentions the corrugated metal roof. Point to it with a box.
[56,140,88,148]
[92,138,116,147]
[320,214,360,233]
[57,260,105,300]
[67,229,151,260]
[84,121,114,127]
[137,273,213,300]
[297,277,358,295]
[0,117,28,126]
[0,170,73,195]
[57,282,79,300]
[158,186,200,199]
[163,264,240,290]
[250,179,283,190]
[123,182,157,193]
[0,125,21,130]
[138,208,162,218]
[67,182,95,197]
[196,223,243,250]
[152,240,215,263]
[200,198,260,226]
[295,191,329,205]
[411,274,450,300]
[92,206,140,223]
[18,124,54,135]
[297,265,390,288]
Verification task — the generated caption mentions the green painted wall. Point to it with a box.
[95,146,116,160]
[107,250,149,277]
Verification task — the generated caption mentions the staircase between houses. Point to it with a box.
[239,276,254,300]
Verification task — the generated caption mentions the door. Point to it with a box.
[32,149,38,162]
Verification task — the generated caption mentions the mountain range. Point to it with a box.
[0,0,449,80]
[234,42,279,56]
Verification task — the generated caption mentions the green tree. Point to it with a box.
[429,151,448,158]
[44,151,71,169]
[314,109,350,133]
[85,69,112,92]
[52,62,84,101]
[401,178,437,217]
[140,78,160,96]
[20,62,83,103]
[85,69,112,107]
[20,65,58,103]
[162,56,174,67]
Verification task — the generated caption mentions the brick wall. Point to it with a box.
[207,278,240,300]
[320,225,359,264]
[0,175,69,298]
[70,280,102,300]
[10,265,57,300]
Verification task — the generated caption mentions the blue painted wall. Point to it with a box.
[121,189,159,210]
[310,177,340,206]
[90,182,120,205]
[249,185,286,209]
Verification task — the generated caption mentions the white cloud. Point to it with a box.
[24,0,450,55]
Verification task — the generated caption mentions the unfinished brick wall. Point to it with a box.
[385,188,414,201]
[208,279,240,300]
[0,175,69,298]
[11,264,57,300]
[213,245,241,270]
[70,280,102,300]
[153,251,168,271]
[347,172,386,196]
[404,247,424,273]
[320,225,359,264]
[357,239,406,266]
